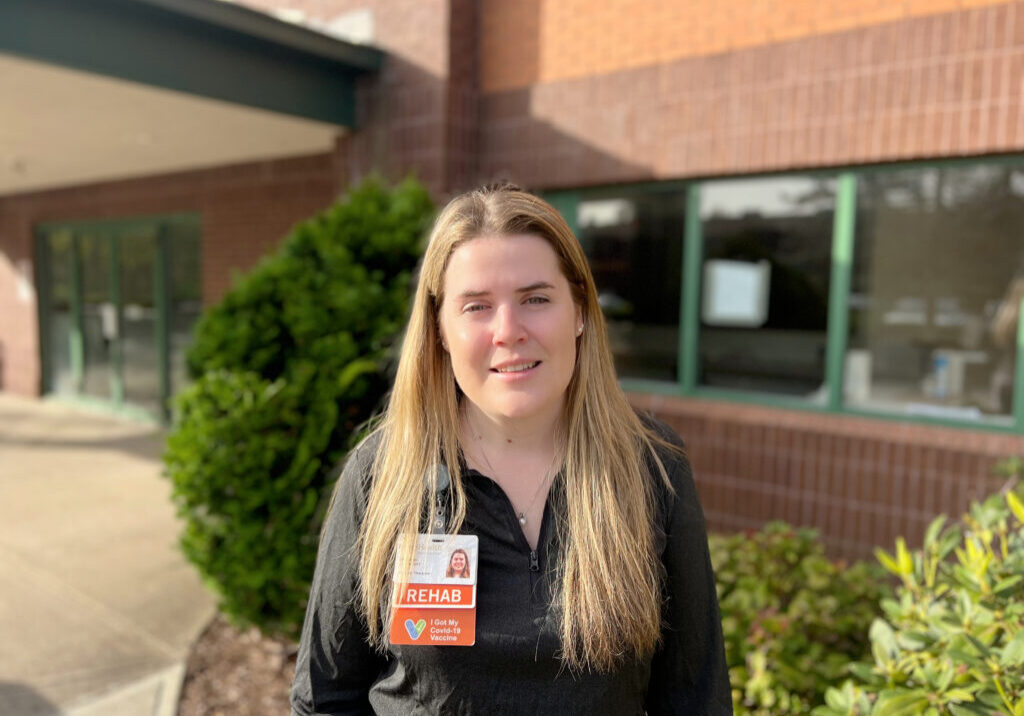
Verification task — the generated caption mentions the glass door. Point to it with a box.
[119,229,161,415]
[37,215,201,421]
[42,229,78,397]
[167,222,202,399]
[78,232,117,402]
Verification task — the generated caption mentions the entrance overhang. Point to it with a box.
[0,0,381,125]
[0,0,384,195]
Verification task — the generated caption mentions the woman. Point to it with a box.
[445,549,471,579]
[291,185,731,715]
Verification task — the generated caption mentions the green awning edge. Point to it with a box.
[0,0,385,127]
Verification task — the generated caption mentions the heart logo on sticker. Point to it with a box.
[404,618,427,640]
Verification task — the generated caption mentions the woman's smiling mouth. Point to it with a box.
[491,361,541,374]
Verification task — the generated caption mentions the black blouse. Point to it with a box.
[291,419,733,716]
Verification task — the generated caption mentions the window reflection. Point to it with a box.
[576,188,685,381]
[699,176,836,396]
[848,165,1024,422]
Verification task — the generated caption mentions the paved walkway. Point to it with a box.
[0,395,215,716]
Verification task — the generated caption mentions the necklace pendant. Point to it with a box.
[518,513,527,526]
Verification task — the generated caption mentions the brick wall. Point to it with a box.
[0,210,38,396]
[0,152,339,396]
[239,0,479,196]
[445,0,481,192]
[479,1,1024,189]
[480,0,1017,92]
[632,393,1020,559]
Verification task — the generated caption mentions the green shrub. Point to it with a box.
[994,456,1023,481]
[710,522,888,716]
[816,481,1024,716]
[164,177,433,638]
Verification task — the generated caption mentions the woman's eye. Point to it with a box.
[525,296,550,305]
[463,303,488,313]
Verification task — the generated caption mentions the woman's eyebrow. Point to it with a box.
[456,281,554,299]
[516,281,555,293]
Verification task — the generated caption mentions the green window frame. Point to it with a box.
[547,157,1024,435]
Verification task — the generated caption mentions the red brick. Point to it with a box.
[628,393,1022,560]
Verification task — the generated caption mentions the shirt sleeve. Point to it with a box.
[291,437,390,716]
[644,426,734,716]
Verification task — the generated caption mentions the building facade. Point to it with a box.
[2,0,1024,557]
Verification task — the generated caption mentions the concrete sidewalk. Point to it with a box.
[0,395,215,716]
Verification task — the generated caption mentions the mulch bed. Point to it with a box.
[176,614,297,716]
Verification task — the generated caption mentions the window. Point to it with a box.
[698,176,836,397]
[576,186,686,382]
[846,165,1024,424]
[549,156,1024,432]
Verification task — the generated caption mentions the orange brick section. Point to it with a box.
[480,2,1024,188]
[480,0,1012,92]
[0,153,339,396]
[630,393,1022,560]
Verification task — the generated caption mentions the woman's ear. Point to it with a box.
[436,300,451,352]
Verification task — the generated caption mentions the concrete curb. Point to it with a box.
[155,662,187,716]
[65,663,185,716]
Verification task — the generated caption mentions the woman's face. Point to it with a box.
[450,551,467,572]
[439,234,582,428]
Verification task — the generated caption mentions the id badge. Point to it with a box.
[389,534,478,646]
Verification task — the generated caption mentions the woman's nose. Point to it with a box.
[492,304,526,345]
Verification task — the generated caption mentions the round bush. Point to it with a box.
[164,177,434,638]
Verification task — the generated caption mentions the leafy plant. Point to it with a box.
[993,456,1023,481]
[710,522,888,716]
[164,177,433,638]
[816,481,1024,716]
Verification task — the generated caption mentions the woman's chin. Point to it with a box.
[476,397,563,425]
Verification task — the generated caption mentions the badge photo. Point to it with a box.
[389,534,479,646]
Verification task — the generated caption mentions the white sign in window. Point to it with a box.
[702,259,771,327]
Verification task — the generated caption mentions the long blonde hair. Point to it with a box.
[357,185,673,671]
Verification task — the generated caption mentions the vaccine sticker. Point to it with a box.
[389,534,478,646]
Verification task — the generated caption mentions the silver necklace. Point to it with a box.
[469,430,559,527]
